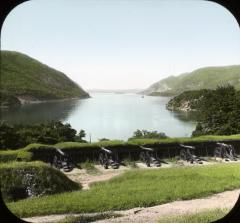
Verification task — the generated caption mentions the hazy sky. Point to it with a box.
[1,0,240,90]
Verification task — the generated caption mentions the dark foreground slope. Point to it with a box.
[0,51,89,107]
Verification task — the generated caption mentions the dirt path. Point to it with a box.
[95,189,240,223]
[23,161,240,223]
[64,165,129,189]
[23,189,240,223]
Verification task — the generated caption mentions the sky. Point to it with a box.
[1,0,240,90]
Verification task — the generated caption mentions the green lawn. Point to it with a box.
[7,163,240,218]
[158,208,229,223]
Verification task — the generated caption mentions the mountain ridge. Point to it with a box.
[0,50,90,107]
[143,65,240,96]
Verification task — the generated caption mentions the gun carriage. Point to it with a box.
[99,147,120,169]
[52,148,74,172]
[139,146,161,167]
[179,144,203,164]
[214,142,238,161]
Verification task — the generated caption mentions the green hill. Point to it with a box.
[0,161,80,202]
[0,51,89,107]
[143,65,240,96]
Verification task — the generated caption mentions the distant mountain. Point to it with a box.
[88,89,143,94]
[142,65,240,96]
[0,51,90,107]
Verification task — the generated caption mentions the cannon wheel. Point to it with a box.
[99,153,104,165]
[214,147,222,158]
[104,163,108,169]
[111,163,119,169]
[180,149,187,160]
[139,152,145,162]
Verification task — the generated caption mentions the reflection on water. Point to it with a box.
[1,93,197,141]
[1,99,83,124]
[170,110,199,122]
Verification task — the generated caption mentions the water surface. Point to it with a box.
[1,93,197,141]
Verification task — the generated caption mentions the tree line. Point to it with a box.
[0,121,86,150]
[192,85,240,136]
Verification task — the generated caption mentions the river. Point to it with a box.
[1,93,197,141]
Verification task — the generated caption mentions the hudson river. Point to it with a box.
[1,93,197,141]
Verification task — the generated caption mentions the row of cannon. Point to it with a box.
[51,142,239,171]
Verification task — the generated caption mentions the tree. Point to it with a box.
[130,129,168,139]
[192,85,240,136]
[0,121,83,149]
[0,121,19,149]
[75,130,86,142]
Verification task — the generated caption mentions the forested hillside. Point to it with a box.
[143,65,240,96]
[1,51,89,107]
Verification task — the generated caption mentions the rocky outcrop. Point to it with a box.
[167,99,197,112]
[166,90,209,112]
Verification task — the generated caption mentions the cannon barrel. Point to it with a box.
[100,147,113,154]
[179,144,195,149]
[139,146,154,151]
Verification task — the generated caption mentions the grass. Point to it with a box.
[6,163,240,218]
[55,140,126,149]
[4,133,240,154]
[128,134,240,145]
[81,160,101,175]
[0,149,32,162]
[158,208,229,223]
[0,161,80,202]
[0,150,19,162]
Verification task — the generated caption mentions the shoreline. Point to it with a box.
[0,94,90,109]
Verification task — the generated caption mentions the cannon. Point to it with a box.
[139,146,161,167]
[214,142,238,161]
[52,148,74,172]
[179,144,203,164]
[99,147,119,169]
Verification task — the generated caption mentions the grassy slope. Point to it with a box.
[0,51,89,103]
[0,161,80,202]
[7,163,240,218]
[144,65,240,96]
